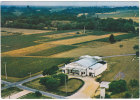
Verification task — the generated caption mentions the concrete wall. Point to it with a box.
[95,63,107,76]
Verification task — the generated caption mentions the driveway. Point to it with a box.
[67,75,99,99]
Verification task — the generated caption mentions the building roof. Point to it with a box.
[100,81,111,88]
[89,63,103,70]
[74,58,97,68]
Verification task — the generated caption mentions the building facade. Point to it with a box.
[62,55,107,77]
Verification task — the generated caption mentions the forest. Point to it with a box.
[1,6,139,33]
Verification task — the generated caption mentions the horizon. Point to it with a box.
[1,1,139,7]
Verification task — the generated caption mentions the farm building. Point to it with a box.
[62,55,107,77]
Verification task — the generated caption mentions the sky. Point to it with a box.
[1,1,139,7]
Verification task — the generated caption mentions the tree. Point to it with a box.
[39,77,50,85]
[35,91,42,97]
[109,34,116,43]
[42,66,59,76]
[53,73,68,85]
[119,45,123,48]
[109,80,127,94]
[129,79,139,88]
[44,77,60,90]
[124,92,131,98]
[136,51,139,57]
[133,45,139,50]
[40,76,60,90]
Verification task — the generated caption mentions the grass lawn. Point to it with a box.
[27,45,77,56]
[101,56,139,83]
[19,93,52,99]
[1,57,73,80]
[1,87,22,98]
[23,78,84,96]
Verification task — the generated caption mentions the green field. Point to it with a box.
[1,87,22,98]
[1,57,73,78]
[101,56,139,83]
[19,93,52,99]
[27,45,77,56]
[23,78,84,96]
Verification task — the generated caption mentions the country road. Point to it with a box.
[2,80,65,99]
[1,74,43,90]
[102,54,136,58]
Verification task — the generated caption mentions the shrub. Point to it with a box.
[96,77,101,82]
[109,80,127,94]
[76,32,80,34]
[35,91,42,97]
[124,92,131,98]
[129,79,139,88]
[119,45,123,48]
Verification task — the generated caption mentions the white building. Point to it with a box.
[100,81,111,98]
[62,55,107,77]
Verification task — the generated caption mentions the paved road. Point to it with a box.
[2,80,65,99]
[102,54,136,58]
[17,85,65,99]
[1,74,43,90]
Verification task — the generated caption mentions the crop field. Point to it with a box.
[2,43,58,57]
[1,29,81,53]
[95,10,139,22]
[1,27,52,35]
[42,31,81,39]
[27,45,77,56]
[1,57,73,78]
[49,33,127,45]
[101,56,139,83]
[50,37,138,58]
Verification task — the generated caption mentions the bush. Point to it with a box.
[109,80,127,94]
[124,92,131,98]
[96,77,101,82]
[129,79,139,88]
[35,91,42,97]
[76,32,80,34]
[119,45,123,48]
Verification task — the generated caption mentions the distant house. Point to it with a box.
[62,55,107,77]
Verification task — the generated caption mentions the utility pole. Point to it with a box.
[4,62,7,79]
[28,72,31,78]
[84,26,85,34]
[65,75,67,96]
